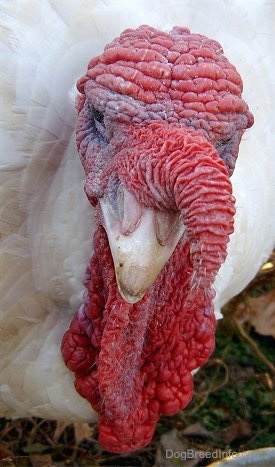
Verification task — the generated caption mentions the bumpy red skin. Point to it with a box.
[61,26,253,452]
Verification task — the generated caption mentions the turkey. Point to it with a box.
[0,0,274,454]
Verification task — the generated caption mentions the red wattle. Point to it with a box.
[62,125,235,453]
[62,228,217,452]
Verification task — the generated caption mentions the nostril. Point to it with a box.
[91,105,104,124]
[155,210,184,245]
[119,187,144,235]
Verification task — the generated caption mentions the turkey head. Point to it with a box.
[61,25,253,453]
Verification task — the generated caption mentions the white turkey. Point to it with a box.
[0,0,274,454]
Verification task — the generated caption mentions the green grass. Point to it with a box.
[180,330,275,449]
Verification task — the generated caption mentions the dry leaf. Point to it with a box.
[53,421,71,442]
[0,459,16,467]
[53,421,94,444]
[30,454,54,467]
[183,422,217,440]
[229,366,255,387]
[222,421,251,443]
[0,457,29,467]
[235,289,275,337]
[248,290,275,337]
[0,444,14,460]
[73,422,94,443]
[155,428,202,467]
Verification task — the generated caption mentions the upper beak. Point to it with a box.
[100,186,185,303]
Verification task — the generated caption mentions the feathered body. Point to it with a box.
[0,0,274,453]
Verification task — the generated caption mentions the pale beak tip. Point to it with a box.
[118,286,145,304]
[115,263,148,304]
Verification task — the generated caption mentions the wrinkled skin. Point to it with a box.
[61,26,253,452]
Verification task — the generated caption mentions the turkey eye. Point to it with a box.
[216,137,231,150]
[91,105,104,124]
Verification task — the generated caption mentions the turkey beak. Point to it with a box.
[100,187,185,304]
